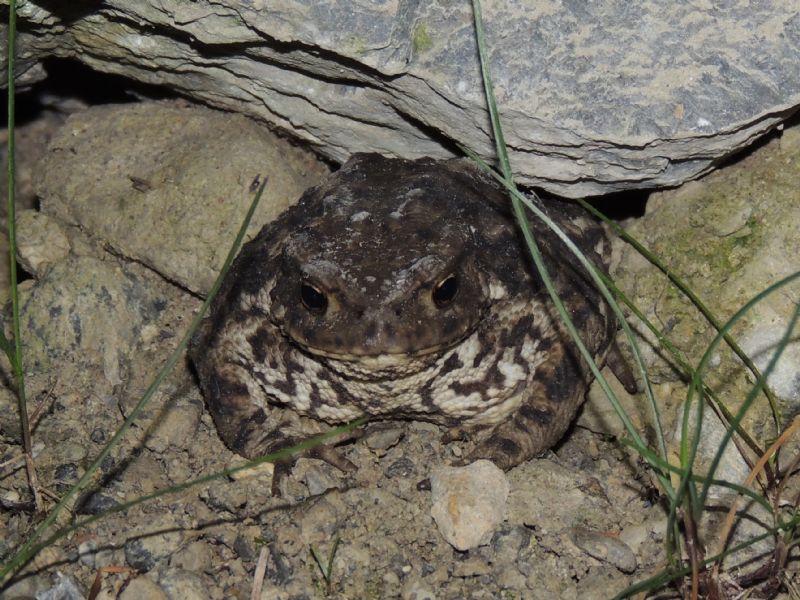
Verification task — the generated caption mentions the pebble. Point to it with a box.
[169,540,213,572]
[451,556,491,577]
[401,581,437,600]
[158,570,212,600]
[491,526,531,564]
[77,540,98,567]
[429,460,509,551]
[33,572,85,600]
[303,465,340,496]
[385,457,415,479]
[618,512,667,555]
[53,463,79,482]
[15,209,71,276]
[119,576,168,600]
[77,492,120,515]
[365,426,404,452]
[59,441,88,463]
[144,401,202,453]
[125,539,159,572]
[123,523,185,573]
[570,527,637,573]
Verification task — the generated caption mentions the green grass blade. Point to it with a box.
[620,438,772,513]
[611,512,800,599]
[696,278,800,510]
[6,0,30,455]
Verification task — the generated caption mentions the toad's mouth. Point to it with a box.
[284,327,476,365]
[281,313,483,363]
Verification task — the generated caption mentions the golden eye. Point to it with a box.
[300,283,328,314]
[432,274,459,308]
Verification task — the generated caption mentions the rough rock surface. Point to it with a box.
[613,122,800,408]
[611,121,800,567]
[6,1,800,197]
[36,101,329,295]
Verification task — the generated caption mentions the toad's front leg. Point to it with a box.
[464,342,589,470]
[197,361,358,491]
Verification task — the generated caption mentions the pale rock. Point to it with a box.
[430,459,509,551]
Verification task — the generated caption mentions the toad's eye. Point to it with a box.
[432,274,459,308]
[300,283,328,314]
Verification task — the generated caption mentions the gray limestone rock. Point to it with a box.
[7,1,800,198]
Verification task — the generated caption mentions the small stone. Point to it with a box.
[125,539,157,572]
[227,459,274,481]
[202,481,249,513]
[119,576,168,600]
[144,401,202,453]
[59,442,88,463]
[297,495,345,544]
[77,492,120,515]
[401,581,436,600]
[1,489,21,504]
[451,556,491,577]
[385,457,415,479]
[496,566,527,590]
[571,527,638,574]
[35,572,85,600]
[491,526,531,564]
[54,463,79,481]
[170,540,213,573]
[232,534,256,563]
[382,571,400,586]
[365,426,404,452]
[429,460,509,551]
[90,428,106,443]
[618,512,667,556]
[77,540,98,567]
[123,521,185,573]
[303,465,339,496]
[158,570,211,600]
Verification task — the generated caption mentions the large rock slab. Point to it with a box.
[7,1,800,198]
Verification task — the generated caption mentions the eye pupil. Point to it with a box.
[432,274,459,308]
[300,283,328,314]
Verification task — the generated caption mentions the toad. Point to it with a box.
[189,154,634,478]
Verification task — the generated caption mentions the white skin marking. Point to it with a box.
[497,349,526,388]
[435,389,485,415]
[489,283,507,300]
[455,334,481,366]
[350,210,370,223]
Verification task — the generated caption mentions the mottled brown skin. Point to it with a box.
[189,154,634,475]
